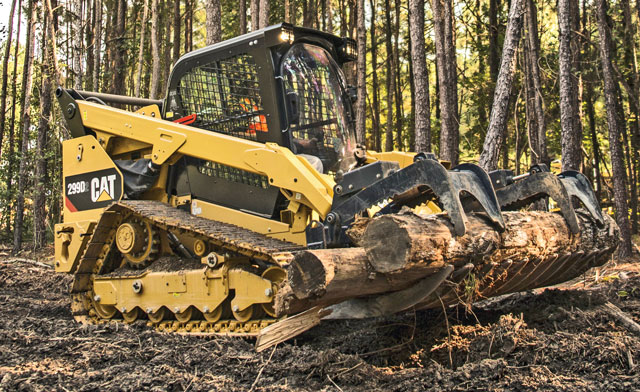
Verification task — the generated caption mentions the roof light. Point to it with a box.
[279,27,294,44]
[341,38,357,61]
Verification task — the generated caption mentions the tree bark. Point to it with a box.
[149,0,160,99]
[173,0,181,64]
[206,0,222,44]
[410,0,431,153]
[479,0,524,172]
[35,4,54,249]
[277,210,619,316]
[355,0,366,145]
[393,0,403,150]
[251,0,259,30]
[3,0,22,236]
[369,0,381,152]
[384,0,394,151]
[596,0,632,257]
[431,0,459,165]
[258,0,269,28]
[110,0,126,95]
[558,0,583,171]
[13,0,37,253]
[135,0,150,97]
[92,0,102,91]
[73,0,84,89]
[239,0,247,34]
[621,0,639,233]
[524,0,547,165]
[0,0,18,157]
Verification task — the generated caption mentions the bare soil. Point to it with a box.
[0,248,639,391]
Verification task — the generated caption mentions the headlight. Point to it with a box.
[279,27,294,44]
[341,38,357,61]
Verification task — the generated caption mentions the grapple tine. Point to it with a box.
[450,163,505,230]
[325,265,454,319]
[494,172,581,234]
[325,158,506,244]
[558,171,605,226]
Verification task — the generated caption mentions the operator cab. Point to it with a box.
[163,24,358,218]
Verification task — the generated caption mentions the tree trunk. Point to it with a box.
[239,0,247,34]
[621,0,640,233]
[92,0,102,91]
[558,0,582,171]
[410,0,431,153]
[206,0,222,44]
[13,0,37,254]
[251,0,259,30]
[110,0,126,95]
[35,4,54,249]
[393,0,403,150]
[0,0,18,157]
[259,0,269,28]
[3,0,22,236]
[184,0,192,52]
[524,0,547,166]
[479,0,524,172]
[73,0,84,89]
[384,0,394,151]
[149,0,160,99]
[431,0,459,165]
[355,0,366,145]
[489,0,500,86]
[172,0,181,64]
[135,0,149,97]
[369,0,381,151]
[596,0,632,257]
[277,210,619,316]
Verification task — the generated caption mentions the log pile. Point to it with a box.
[275,210,620,317]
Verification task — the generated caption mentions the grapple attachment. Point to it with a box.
[487,164,603,234]
[323,156,505,246]
[558,171,605,227]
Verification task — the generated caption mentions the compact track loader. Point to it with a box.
[54,24,613,341]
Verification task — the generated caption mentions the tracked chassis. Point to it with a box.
[71,200,303,336]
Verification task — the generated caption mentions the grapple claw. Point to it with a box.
[558,171,605,226]
[323,157,506,245]
[489,165,581,234]
[450,163,505,230]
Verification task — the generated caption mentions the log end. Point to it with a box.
[363,215,411,273]
[288,251,328,299]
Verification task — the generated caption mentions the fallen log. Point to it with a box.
[275,210,619,317]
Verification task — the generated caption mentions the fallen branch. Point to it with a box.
[1,257,53,269]
[603,301,640,336]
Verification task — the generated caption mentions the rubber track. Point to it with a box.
[114,200,305,262]
[70,200,305,334]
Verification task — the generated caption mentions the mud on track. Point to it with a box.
[0,253,639,391]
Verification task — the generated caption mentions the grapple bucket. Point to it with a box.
[488,164,604,234]
[324,157,505,245]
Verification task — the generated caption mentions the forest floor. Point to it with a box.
[0,247,639,391]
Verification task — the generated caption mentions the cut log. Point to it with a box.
[275,210,619,317]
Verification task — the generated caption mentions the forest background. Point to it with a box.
[0,0,638,257]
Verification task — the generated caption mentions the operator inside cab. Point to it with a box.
[281,43,357,175]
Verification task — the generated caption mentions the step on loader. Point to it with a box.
[53,23,616,346]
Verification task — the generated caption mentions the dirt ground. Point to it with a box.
[0,248,639,391]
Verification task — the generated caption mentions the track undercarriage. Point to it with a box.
[70,200,302,336]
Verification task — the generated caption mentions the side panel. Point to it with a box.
[56,136,124,273]
[62,135,124,222]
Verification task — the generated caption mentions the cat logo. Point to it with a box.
[91,174,117,202]
[65,168,123,212]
